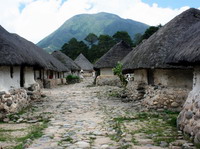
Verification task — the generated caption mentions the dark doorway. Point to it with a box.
[20,66,25,87]
[147,69,154,85]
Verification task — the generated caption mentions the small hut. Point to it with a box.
[74,53,93,77]
[0,25,69,115]
[0,25,44,114]
[51,50,81,76]
[166,19,200,145]
[93,41,132,86]
[12,33,69,88]
[122,8,200,110]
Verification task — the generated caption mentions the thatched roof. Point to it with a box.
[122,8,200,72]
[166,21,200,66]
[94,41,132,69]
[74,53,93,71]
[0,25,69,72]
[51,51,81,71]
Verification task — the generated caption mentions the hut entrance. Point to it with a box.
[147,69,154,85]
[20,66,25,87]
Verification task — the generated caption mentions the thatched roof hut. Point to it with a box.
[74,53,93,71]
[0,25,69,72]
[122,8,200,73]
[94,41,132,70]
[51,50,80,71]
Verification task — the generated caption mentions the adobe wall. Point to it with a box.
[154,69,193,88]
[100,68,114,76]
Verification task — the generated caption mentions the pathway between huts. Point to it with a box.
[0,78,195,149]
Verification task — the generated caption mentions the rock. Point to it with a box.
[3,118,10,122]
[4,94,11,98]
[194,132,200,145]
[160,141,168,147]
[6,99,12,107]
[185,111,193,119]
[171,102,179,108]
[182,143,193,149]
[27,91,33,95]
[75,141,90,148]
[101,145,109,149]
[0,91,6,96]
[41,94,46,98]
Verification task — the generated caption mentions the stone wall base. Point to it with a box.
[96,76,121,87]
[142,86,190,112]
[126,81,189,112]
[177,91,200,145]
[0,83,41,119]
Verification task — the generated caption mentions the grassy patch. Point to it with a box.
[108,111,179,147]
[16,122,48,142]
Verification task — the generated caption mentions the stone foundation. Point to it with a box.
[0,83,41,119]
[126,81,189,111]
[44,79,58,88]
[142,86,190,112]
[96,76,121,87]
[177,67,200,145]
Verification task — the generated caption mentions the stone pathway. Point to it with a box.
[0,77,196,149]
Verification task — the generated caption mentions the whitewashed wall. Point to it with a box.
[0,66,20,91]
[24,67,36,88]
[100,68,113,76]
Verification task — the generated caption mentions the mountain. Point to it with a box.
[37,12,149,52]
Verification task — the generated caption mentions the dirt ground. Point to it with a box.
[0,78,196,149]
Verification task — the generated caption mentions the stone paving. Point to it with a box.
[0,77,195,149]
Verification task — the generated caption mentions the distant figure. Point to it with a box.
[80,70,84,79]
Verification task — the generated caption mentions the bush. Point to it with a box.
[66,75,80,84]
[112,62,128,87]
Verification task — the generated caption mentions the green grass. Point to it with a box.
[108,111,179,147]
[16,122,48,142]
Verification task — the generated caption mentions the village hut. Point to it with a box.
[74,53,93,77]
[12,33,69,88]
[0,25,69,115]
[0,25,45,114]
[51,50,81,76]
[166,18,200,145]
[122,8,200,111]
[93,41,132,86]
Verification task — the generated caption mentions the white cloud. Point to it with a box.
[0,0,191,43]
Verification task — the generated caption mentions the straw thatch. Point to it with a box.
[51,50,81,71]
[166,21,200,66]
[74,53,93,71]
[0,25,69,72]
[94,41,132,70]
[122,8,200,72]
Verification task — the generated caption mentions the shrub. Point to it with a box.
[66,75,80,84]
[112,62,128,87]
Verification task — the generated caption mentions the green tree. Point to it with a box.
[61,38,89,59]
[112,31,133,46]
[84,33,98,46]
[89,35,116,63]
[133,33,142,46]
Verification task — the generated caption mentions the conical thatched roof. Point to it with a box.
[51,50,81,71]
[74,53,93,71]
[166,21,200,66]
[122,8,200,72]
[0,25,69,72]
[94,41,132,70]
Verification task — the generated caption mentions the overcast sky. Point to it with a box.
[0,0,199,43]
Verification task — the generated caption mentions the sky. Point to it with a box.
[0,0,199,43]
